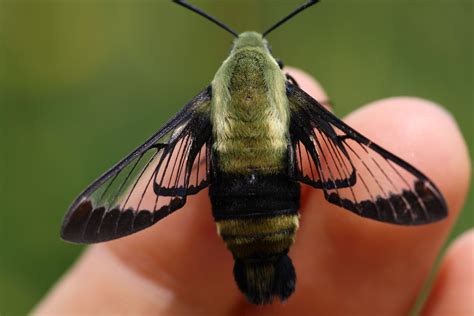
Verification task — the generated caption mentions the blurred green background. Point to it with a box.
[0,0,472,314]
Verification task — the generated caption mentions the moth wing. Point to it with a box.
[287,83,447,225]
[61,87,212,243]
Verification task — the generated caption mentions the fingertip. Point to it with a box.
[445,229,474,259]
[422,229,474,315]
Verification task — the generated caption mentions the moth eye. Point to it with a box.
[277,59,284,69]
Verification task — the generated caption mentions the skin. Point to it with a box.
[34,68,472,316]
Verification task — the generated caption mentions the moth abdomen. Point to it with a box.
[210,173,300,304]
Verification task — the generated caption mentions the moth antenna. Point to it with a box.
[173,0,238,37]
[263,0,320,37]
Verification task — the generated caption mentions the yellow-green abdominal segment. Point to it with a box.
[216,214,299,258]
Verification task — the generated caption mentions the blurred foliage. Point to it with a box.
[0,0,472,314]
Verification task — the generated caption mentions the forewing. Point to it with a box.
[61,87,212,243]
[288,83,447,225]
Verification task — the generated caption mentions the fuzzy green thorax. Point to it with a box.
[211,32,289,174]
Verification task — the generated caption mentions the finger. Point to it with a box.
[422,229,474,315]
[246,97,470,315]
[34,246,179,315]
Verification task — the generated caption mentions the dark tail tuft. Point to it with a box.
[233,254,296,305]
[273,254,296,301]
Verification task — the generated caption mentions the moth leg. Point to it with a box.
[286,73,300,87]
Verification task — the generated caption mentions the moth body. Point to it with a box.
[209,32,300,304]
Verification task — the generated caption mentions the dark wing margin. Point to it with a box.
[61,86,212,244]
[287,83,447,225]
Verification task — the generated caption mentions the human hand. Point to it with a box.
[34,68,472,315]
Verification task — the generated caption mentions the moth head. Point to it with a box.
[231,32,270,53]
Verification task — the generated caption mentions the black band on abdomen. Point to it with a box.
[209,173,300,221]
